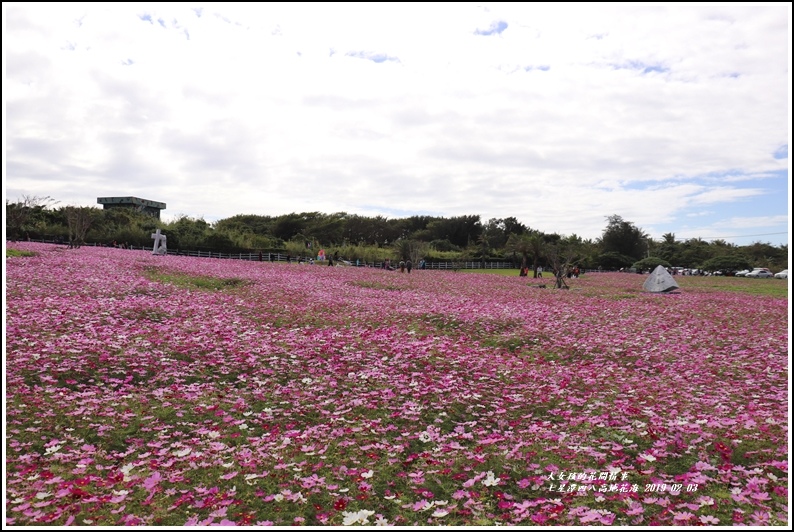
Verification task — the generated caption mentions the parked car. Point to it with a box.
[746,268,773,278]
[774,269,788,279]
[734,269,751,277]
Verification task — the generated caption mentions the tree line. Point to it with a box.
[6,196,788,274]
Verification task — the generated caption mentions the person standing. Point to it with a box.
[406,259,413,273]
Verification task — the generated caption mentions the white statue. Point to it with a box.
[151,229,168,256]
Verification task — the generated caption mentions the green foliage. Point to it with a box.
[482,217,527,249]
[5,195,57,240]
[284,239,311,259]
[700,255,751,274]
[600,215,649,261]
[504,233,529,266]
[271,212,309,241]
[741,241,787,271]
[392,239,428,263]
[62,205,101,247]
[597,251,636,270]
[7,197,787,275]
[212,214,274,235]
[143,267,249,291]
[425,215,483,247]
[428,239,460,252]
[424,248,463,261]
[631,256,672,271]
[164,215,210,249]
[6,249,37,258]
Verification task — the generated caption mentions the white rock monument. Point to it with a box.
[151,229,168,256]
[643,264,679,293]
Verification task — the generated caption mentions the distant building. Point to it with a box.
[97,196,166,219]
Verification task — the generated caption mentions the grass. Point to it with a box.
[675,275,788,298]
[142,266,249,291]
[464,269,789,297]
[460,268,525,277]
[6,249,37,257]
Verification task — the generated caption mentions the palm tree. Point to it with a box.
[505,234,532,272]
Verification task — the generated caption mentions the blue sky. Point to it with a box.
[3,2,791,247]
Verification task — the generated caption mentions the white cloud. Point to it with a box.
[4,3,790,245]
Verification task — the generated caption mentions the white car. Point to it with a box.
[746,268,773,278]
[774,269,788,279]
[734,269,751,277]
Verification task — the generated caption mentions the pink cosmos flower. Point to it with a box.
[626,502,644,516]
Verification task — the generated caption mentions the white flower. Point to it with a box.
[44,445,62,455]
[120,464,135,481]
[342,513,359,526]
[639,453,657,462]
[35,492,51,499]
[273,494,284,502]
[482,471,501,486]
[375,517,389,526]
[361,470,374,478]
[342,510,375,526]
[418,432,432,443]
[432,509,449,518]
[207,431,221,439]
[173,447,191,457]
[301,377,313,385]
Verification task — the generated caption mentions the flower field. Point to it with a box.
[5,243,789,526]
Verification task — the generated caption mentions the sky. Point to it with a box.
[3,2,792,247]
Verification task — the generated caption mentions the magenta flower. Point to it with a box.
[4,244,788,526]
